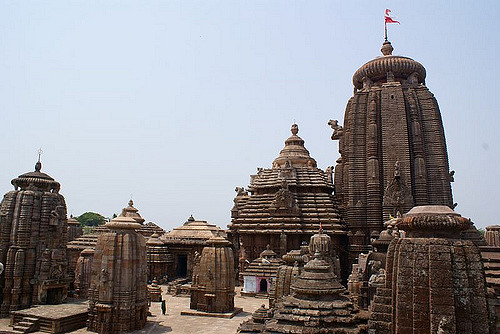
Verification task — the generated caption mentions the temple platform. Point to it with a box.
[9,301,88,333]
[181,307,243,319]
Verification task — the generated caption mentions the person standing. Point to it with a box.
[161,299,166,315]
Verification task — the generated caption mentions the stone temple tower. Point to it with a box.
[0,160,70,315]
[331,40,454,261]
[87,215,148,333]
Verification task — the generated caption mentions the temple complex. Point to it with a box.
[162,215,226,279]
[186,235,239,316]
[229,124,345,269]
[331,40,455,263]
[87,215,148,333]
[0,160,71,315]
[369,205,491,333]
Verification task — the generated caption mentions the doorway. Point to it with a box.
[259,279,268,293]
[46,288,63,304]
[177,254,188,277]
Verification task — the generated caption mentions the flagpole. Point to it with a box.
[384,21,388,41]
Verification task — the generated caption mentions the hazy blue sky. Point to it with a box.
[0,1,498,230]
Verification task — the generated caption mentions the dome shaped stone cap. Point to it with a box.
[146,232,165,246]
[393,205,471,232]
[352,41,426,90]
[260,244,277,258]
[105,215,142,230]
[119,199,145,224]
[291,256,344,296]
[272,124,317,168]
[12,161,61,191]
[309,227,331,256]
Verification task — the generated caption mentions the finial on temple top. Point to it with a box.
[35,148,43,172]
[291,124,299,136]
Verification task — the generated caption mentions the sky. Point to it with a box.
[0,1,498,231]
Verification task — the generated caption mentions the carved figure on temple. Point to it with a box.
[328,119,343,140]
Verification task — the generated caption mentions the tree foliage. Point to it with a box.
[76,212,106,227]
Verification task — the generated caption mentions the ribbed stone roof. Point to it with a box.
[11,161,61,192]
[352,40,426,90]
[119,199,145,225]
[230,124,344,235]
[162,215,224,245]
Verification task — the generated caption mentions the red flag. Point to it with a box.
[385,9,400,24]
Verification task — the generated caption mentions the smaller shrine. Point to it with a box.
[369,206,491,334]
[347,219,399,310]
[183,235,241,318]
[263,228,368,333]
[148,279,163,302]
[146,232,173,283]
[269,242,310,308]
[162,215,226,279]
[0,160,71,315]
[74,248,94,299]
[237,304,273,333]
[87,215,148,333]
[67,215,83,242]
[241,245,282,296]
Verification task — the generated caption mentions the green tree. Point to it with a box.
[76,212,106,227]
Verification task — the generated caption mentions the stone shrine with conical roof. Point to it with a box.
[229,124,345,267]
[0,160,71,315]
[331,40,455,263]
[87,215,148,333]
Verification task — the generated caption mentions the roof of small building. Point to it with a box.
[161,215,225,245]
[241,246,283,278]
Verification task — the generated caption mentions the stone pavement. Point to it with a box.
[0,287,268,334]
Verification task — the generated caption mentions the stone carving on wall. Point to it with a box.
[383,161,413,216]
[269,180,300,216]
[328,119,343,140]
